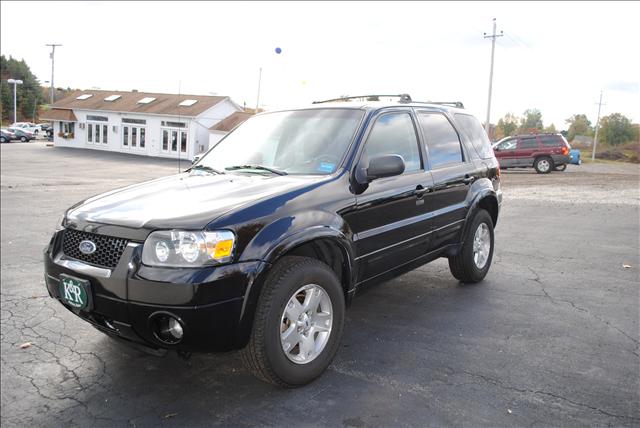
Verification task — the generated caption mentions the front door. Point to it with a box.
[122,125,147,153]
[161,128,188,156]
[349,110,434,281]
[493,137,517,167]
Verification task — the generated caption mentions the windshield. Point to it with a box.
[197,108,364,175]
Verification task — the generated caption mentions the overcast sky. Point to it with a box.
[1,1,638,128]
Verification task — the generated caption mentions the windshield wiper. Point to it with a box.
[189,164,224,175]
[225,164,288,176]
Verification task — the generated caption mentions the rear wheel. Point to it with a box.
[534,156,553,174]
[20,136,27,142]
[0,136,6,143]
[241,256,345,387]
[449,209,494,283]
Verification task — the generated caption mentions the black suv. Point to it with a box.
[44,95,502,387]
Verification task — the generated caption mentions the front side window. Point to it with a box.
[496,138,516,150]
[198,109,364,175]
[362,112,421,173]
[418,113,463,168]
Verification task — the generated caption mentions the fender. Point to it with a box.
[233,213,357,348]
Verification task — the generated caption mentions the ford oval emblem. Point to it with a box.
[79,240,97,255]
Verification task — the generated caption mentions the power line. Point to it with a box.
[45,44,62,105]
[483,18,503,136]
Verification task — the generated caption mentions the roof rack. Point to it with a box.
[312,94,413,104]
[311,94,464,109]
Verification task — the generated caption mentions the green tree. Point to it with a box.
[519,109,543,132]
[496,112,519,139]
[0,55,44,124]
[565,114,592,141]
[544,123,557,133]
[598,113,636,146]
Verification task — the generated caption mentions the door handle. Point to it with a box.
[462,175,475,185]
[414,185,430,199]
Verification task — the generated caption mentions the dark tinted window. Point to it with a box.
[418,113,463,168]
[363,113,421,173]
[518,137,538,149]
[540,135,561,147]
[454,113,494,159]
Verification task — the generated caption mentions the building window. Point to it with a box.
[86,115,108,122]
[123,118,146,125]
[88,122,107,145]
[103,124,108,144]
[162,130,169,151]
[181,131,187,153]
[140,128,146,148]
[123,126,129,146]
[132,127,137,147]
[88,124,93,142]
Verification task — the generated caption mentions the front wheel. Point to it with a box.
[449,209,495,283]
[241,256,345,387]
[0,137,6,143]
[20,136,27,142]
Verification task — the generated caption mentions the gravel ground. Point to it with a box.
[1,143,639,427]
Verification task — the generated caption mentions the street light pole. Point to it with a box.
[7,79,24,124]
[46,43,62,104]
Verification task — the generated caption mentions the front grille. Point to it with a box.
[62,229,129,269]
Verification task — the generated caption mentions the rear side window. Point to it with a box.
[540,135,561,147]
[518,137,538,149]
[363,113,422,173]
[454,113,494,159]
[417,113,463,168]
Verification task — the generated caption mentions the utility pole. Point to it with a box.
[591,91,605,161]
[46,43,62,104]
[484,18,503,137]
[255,67,262,112]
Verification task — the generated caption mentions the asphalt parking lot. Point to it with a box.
[1,143,639,427]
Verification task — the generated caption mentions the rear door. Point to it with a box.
[514,136,539,166]
[350,110,434,281]
[416,110,472,250]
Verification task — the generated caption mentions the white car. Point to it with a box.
[11,122,39,135]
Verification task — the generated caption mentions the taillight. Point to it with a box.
[562,146,569,155]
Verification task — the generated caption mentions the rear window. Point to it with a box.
[454,113,494,159]
[518,137,538,149]
[540,135,561,147]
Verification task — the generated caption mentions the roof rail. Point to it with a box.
[412,101,465,109]
[312,94,413,104]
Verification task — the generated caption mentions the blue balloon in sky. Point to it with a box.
[275,47,282,54]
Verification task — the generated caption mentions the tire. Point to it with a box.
[554,164,567,171]
[534,156,553,174]
[241,256,345,387]
[20,136,27,142]
[448,209,495,283]
[0,137,6,143]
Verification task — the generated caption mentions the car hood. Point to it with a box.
[67,172,323,230]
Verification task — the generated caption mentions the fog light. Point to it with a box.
[153,315,184,344]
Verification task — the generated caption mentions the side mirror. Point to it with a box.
[357,154,405,184]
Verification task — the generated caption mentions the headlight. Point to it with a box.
[55,213,66,231]
[141,230,235,267]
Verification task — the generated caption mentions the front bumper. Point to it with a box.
[44,229,266,352]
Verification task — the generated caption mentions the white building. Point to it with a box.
[41,89,243,160]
